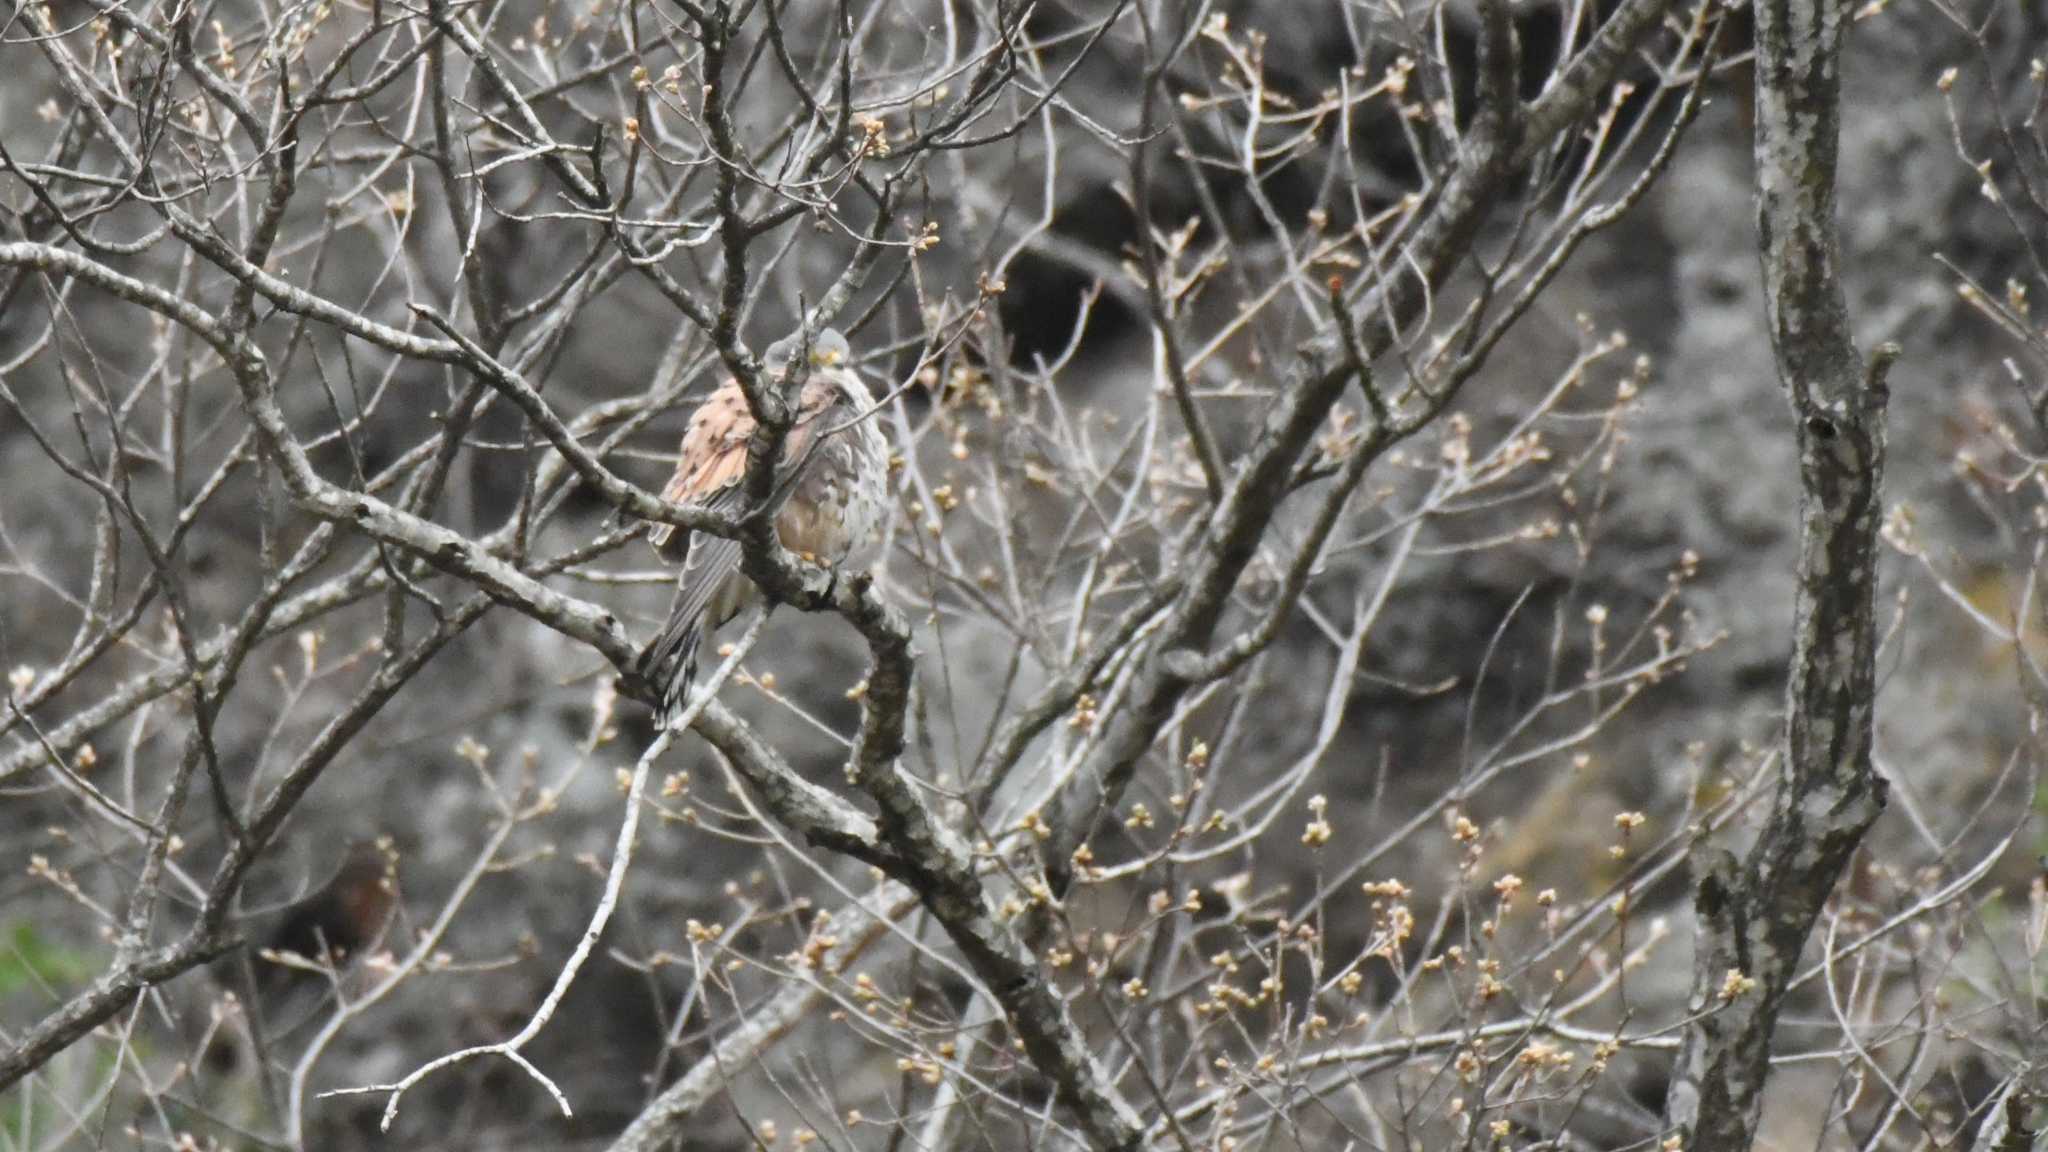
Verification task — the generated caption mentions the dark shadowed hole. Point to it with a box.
[995,183,1143,363]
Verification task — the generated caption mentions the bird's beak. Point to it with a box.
[810,348,844,368]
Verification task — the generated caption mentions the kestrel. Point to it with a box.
[634,328,890,720]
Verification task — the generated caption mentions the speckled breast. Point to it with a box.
[774,388,889,570]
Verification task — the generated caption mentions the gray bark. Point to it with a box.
[1664,0,1896,1147]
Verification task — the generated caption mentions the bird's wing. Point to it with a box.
[648,380,751,557]
[635,483,742,715]
[654,488,743,642]
[648,377,850,552]
[646,378,850,617]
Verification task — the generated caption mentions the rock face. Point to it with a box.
[0,2,2038,1147]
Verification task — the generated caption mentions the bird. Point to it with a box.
[633,327,890,720]
[254,838,399,991]
[201,838,399,1071]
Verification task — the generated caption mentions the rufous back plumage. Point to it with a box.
[632,328,891,721]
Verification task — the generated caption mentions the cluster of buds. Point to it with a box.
[1301,794,1332,847]
[1068,842,1104,883]
[852,114,890,157]
[1361,879,1415,960]
[786,912,838,971]
[1718,968,1756,1001]
[1480,872,1524,939]
[1068,693,1099,732]
[1611,810,1647,860]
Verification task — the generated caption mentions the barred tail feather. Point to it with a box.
[635,610,702,725]
[634,529,743,722]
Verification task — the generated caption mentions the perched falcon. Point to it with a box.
[633,328,890,720]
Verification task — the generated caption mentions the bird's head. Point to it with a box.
[763,326,852,378]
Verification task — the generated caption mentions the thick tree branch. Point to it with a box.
[1664,0,1894,1145]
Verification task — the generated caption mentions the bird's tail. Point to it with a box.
[634,608,702,726]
